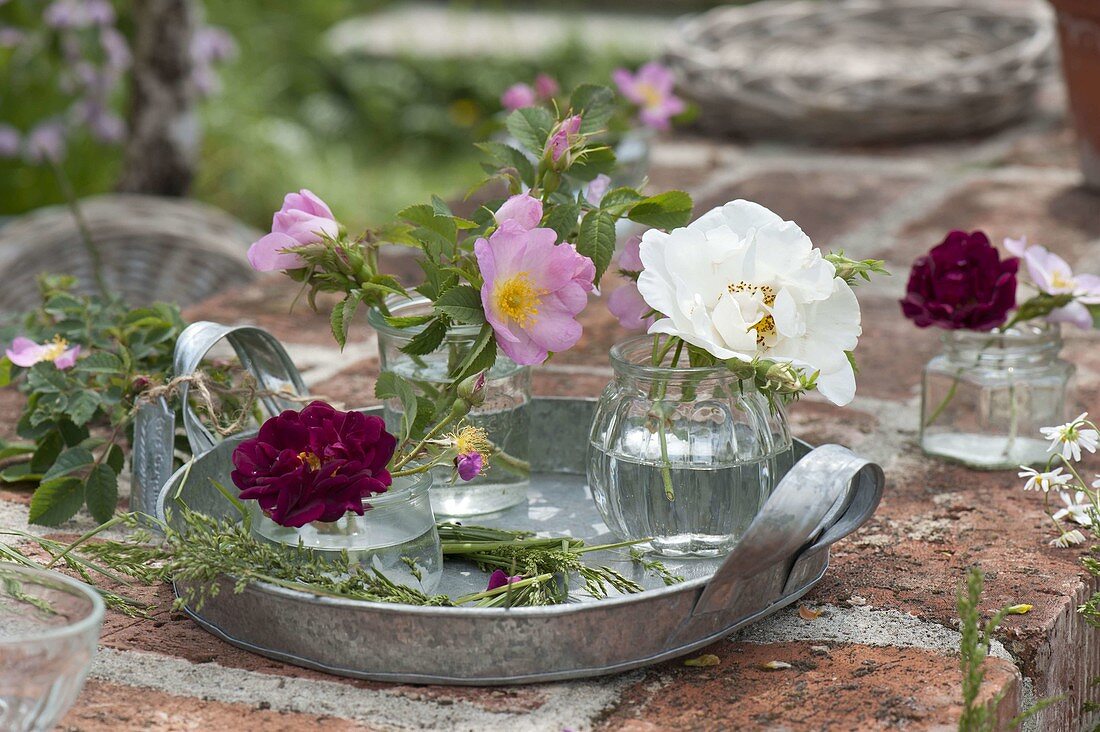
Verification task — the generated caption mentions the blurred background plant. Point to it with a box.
[1,0,683,233]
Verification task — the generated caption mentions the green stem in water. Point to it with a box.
[923,372,960,428]
[656,339,684,502]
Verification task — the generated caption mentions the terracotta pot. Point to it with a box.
[1048,0,1100,188]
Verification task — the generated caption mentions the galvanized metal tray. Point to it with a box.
[136,323,885,685]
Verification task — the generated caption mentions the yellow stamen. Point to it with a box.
[452,425,492,457]
[297,451,321,471]
[1051,271,1073,290]
[493,272,541,327]
[638,83,663,109]
[40,335,69,362]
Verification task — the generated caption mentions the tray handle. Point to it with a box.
[691,444,884,618]
[131,321,308,517]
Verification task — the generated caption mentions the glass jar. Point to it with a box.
[0,565,103,732]
[368,297,532,517]
[920,322,1074,470]
[250,471,444,592]
[586,336,794,558]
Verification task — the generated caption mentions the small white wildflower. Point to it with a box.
[1050,529,1087,548]
[1018,466,1072,493]
[1040,412,1099,462]
[1052,491,1094,527]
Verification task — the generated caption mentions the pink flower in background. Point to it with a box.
[545,114,582,164]
[454,452,483,481]
[584,174,611,206]
[99,27,131,71]
[24,122,67,164]
[534,73,560,100]
[494,192,543,231]
[475,220,596,366]
[501,83,537,111]
[0,26,25,47]
[43,0,114,28]
[6,336,81,370]
[612,62,686,131]
[486,569,523,591]
[607,236,656,331]
[0,124,20,158]
[248,189,339,272]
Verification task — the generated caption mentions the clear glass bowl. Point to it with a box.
[587,336,794,558]
[920,323,1074,470]
[368,296,532,517]
[0,565,104,732]
[250,471,444,592]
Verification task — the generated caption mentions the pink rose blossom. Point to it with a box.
[1015,240,1100,330]
[494,193,543,231]
[475,221,595,366]
[612,62,686,131]
[501,83,536,111]
[6,336,81,369]
[534,73,560,100]
[546,114,582,164]
[584,174,611,206]
[248,189,339,272]
[454,452,483,481]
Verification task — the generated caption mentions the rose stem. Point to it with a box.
[657,340,684,502]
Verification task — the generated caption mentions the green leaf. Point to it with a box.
[84,463,118,524]
[58,420,89,447]
[475,141,535,187]
[75,352,122,373]
[330,296,359,350]
[398,203,458,247]
[543,200,582,244]
[41,447,94,483]
[28,477,84,526]
[567,146,616,182]
[410,396,436,439]
[506,106,554,154]
[375,372,419,442]
[30,431,64,474]
[450,322,497,383]
[577,210,617,284]
[0,463,41,484]
[0,356,11,387]
[384,314,435,329]
[1087,303,1100,329]
[67,390,100,427]
[399,318,447,356]
[105,443,124,474]
[435,285,486,325]
[628,191,694,230]
[599,187,645,216]
[570,84,615,135]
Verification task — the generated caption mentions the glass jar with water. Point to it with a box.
[250,471,444,592]
[920,322,1074,469]
[368,296,532,516]
[587,336,794,558]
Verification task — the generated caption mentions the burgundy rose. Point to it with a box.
[231,401,396,528]
[899,230,1019,331]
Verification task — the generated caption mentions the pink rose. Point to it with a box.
[248,189,339,272]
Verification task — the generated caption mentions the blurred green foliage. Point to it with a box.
[1,0,648,232]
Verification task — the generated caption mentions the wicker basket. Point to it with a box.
[665,0,1055,145]
[0,194,258,313]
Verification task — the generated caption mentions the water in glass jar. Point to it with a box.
[587,444,776,557]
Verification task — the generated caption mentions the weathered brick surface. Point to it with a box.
[14,63,1100,731]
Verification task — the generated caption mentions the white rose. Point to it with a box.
[636,199,862,406]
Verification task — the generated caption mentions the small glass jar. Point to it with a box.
[920,322,1074,470]
[368,296,532,517]
[250,472,444,592]
[0,565,104,732]
[587,336,794,558]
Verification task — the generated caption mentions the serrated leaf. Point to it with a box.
[84,463,118,524]
[430,195,454,217]
[75,352,122,373]
[450,322,497,382]
[599,187,645,216]
[375,372,418,442]
[398,203,458,247]
[67,390,100,427]
[58,420,89,447]
[628,191,694,230]
[330,296,359,350]
[399,318,447,356]
[410,396,436,439]
[506,107,554,154]
[30,431,64,474]
[570,84,615,135]
[544,200,581,243]
[0,463,42,484]
[475,141,536,187]
[435,285,485,325]
[28,477,84,526]
[105,443,124,474]
[42,447,94,483]
[577,210,617,284]
[568,146,617,182]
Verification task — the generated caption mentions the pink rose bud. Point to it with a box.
[248,189,339,272]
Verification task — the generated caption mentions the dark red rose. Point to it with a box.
[231,401,396,528]
[899,230,1019,331]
